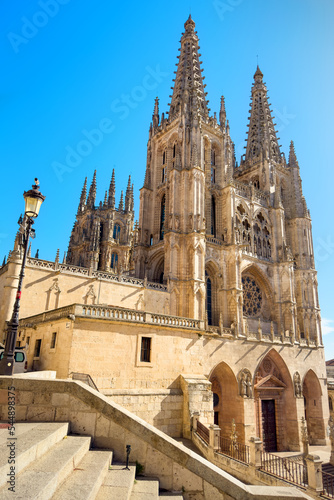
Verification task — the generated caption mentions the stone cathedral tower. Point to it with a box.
[135,15,235,319]
[67,170,135,273]
[135,15,321,346]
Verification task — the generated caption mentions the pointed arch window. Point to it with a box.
[160,195,166,240]
[111,252,118,270]
[211,149,216,184]
[206,271,212,326]
[113,223,121,240]
[211,196,216,237]
[162,149,167,183]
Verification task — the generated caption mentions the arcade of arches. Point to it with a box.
[210,350,326,452]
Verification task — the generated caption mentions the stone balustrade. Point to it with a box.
[25,257,168,291]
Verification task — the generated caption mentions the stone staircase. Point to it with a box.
[0,422,183,500]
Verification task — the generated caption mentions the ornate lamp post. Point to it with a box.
[0,179,45,375]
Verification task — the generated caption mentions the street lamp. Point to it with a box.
[0,179,45,375]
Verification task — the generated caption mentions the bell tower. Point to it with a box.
[135,16,235,319]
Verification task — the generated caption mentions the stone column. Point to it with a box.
[180,375,213,439]
[209,424,220,451]
[249,437,262,468]
[305,454,323,493]
[192,412,200,433]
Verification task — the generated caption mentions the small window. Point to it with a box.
[329,397,333,411]
[14,352,25,362]
[26,336,30,345]
[173,144,176,158]
[50,332,57,349]
[140,337,151,362]
[162,166,166,183]
[34,339,42,358]
[162,150,166,164]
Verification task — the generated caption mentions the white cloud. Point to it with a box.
[322,318,334,336]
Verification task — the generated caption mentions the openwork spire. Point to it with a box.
[108,169,116,208]
[245,66,281,163]
[87,170,97,209]
[169,16,209,121]
[77,177,87,215]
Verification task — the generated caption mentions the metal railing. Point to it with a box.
[260,451,307,488]
[71,372,99,391]
[323,471,334,498]
[196,421,209,445]
[219,436,250,464]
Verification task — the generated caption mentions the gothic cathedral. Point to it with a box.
[0,16,327,453]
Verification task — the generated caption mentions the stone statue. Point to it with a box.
[294,372,302,398]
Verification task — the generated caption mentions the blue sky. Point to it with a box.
[1,0,334,356]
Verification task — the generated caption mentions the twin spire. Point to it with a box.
[169,15,209,121]
[244,66,281,164]
[77,170,133,215]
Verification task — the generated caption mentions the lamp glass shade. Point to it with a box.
[24,194,43,218]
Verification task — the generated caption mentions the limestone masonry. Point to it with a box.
[0,16,327,453]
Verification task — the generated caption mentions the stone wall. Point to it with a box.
[104,389,183,437]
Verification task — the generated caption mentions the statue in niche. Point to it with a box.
[246,373,253,398]
[240,372,247,397]
[294,372,302,398]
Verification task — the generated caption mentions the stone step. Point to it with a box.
[52,450,112,500]
[0,422,69,488]
[159,496,184,499]
[130,477,159,500]
[96,463,136,500]
[0,435,91,500]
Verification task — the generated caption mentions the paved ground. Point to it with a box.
[276,444,332,463]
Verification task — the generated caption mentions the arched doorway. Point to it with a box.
[303,370,326,444]
[254,350,298,451]
[210,362,245,442]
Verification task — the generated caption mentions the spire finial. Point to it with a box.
[288,140,299,168]
[108,168,116,208]
[219,95,226,128]
[118,191,124,211]
[77,176,87,215]
[153,97,159,129]
[87,170,97,209]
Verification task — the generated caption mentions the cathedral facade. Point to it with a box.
[0,16,327,453]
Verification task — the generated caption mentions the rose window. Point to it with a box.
[242,276,262,317]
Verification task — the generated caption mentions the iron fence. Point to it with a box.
[196,421,209,445]
[219,436,250,464]
[323,471,334,498]
[260,451,307,488]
